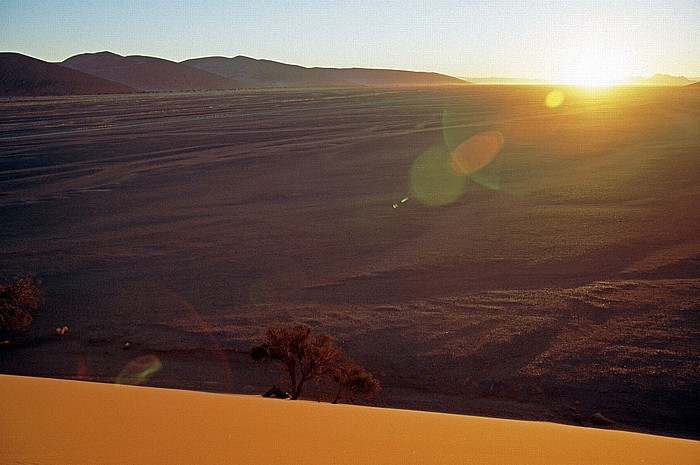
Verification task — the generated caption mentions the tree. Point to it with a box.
[332,360,381,404]
[251,323,342,400]
[0,277,43,333]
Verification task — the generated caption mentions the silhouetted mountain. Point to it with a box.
[63,52,249,91]
[622,74,694,86]
[3,51,469,95]
[182,55,469,87]
[0,52,136,96]
[181,56,353,88]
[317,67,468,86]
[462,77,550,85]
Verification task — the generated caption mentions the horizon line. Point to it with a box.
[5,49,700,85]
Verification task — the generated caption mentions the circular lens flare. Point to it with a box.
[545,90,565,109]
[410,145,465,207]
[449,130,504,176]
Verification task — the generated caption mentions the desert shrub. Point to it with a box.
[0,277,43,333]
[252,323,380,403]
[332,360,381,404]
[251,323,343,400]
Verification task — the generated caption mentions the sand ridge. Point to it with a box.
[1,375,698,465]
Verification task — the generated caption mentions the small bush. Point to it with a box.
[332,361,381,404]
[251,323,342,399]
[251,323,380,403]
[0,277,43,333]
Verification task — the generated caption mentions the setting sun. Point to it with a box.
[555,47,632,87]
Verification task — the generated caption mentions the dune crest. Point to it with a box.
[1,375,698,465]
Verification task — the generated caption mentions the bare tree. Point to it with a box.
[251,323,342,400]
[0,277,43,333]
[332,360,381,404]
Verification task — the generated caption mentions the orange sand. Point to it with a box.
[1,375,697,465]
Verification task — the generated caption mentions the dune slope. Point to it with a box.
[62,52,249,91]
[181,55,353,87]
[0,52,136,96]
[1,375,698,465]
[182,55,469,87]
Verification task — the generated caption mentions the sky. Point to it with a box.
[1,0,699,82]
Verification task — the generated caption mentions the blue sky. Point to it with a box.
[1,1,699,80]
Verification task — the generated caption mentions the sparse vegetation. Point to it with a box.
[332,360,381,404]
[251,323,380,403]
[0,277,43,333]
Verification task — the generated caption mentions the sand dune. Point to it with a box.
[181,55,355,88]
[62,52,250,92]
[2,51,468,96]
[0,52,137,96]
[181,55,470,87]
[1,375,698,465]
[622,74,695,86]
[317,66,470,86]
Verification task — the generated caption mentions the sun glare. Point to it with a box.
[556,47,630,88]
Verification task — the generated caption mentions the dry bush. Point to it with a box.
[251,323,343,399]
[251,323,380,403]
[0,277,43,333]
[332,360,381,404]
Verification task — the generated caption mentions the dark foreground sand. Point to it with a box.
[1,86,699,438]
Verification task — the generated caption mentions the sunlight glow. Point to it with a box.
[545,90,565,108]
[555,47,631,88]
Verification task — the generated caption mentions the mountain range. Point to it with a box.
[461,77,551,85]
[621,74,697,86]
[0,52,137,96]
[3,51,698,97]
[61,51,249,91]
[463,75,699,86]
[1,51,468,96]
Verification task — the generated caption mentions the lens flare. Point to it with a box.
[545,90,565,108]
[410,145,466,207]
[441,99,500,152]
[115,355,162,385]
[469,165,501,191]
[449,130,504,176]
[392,197,410,209]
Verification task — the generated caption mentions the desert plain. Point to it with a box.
[1,85,699,439]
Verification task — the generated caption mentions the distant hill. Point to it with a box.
[2,51,469,95]
[622,74,695,86]
[182,55,469,87]
[316,67,468,87]
[461,77,550,85]
[181,56,352,88]
[62,52,249,91]
[0,52,136,96]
